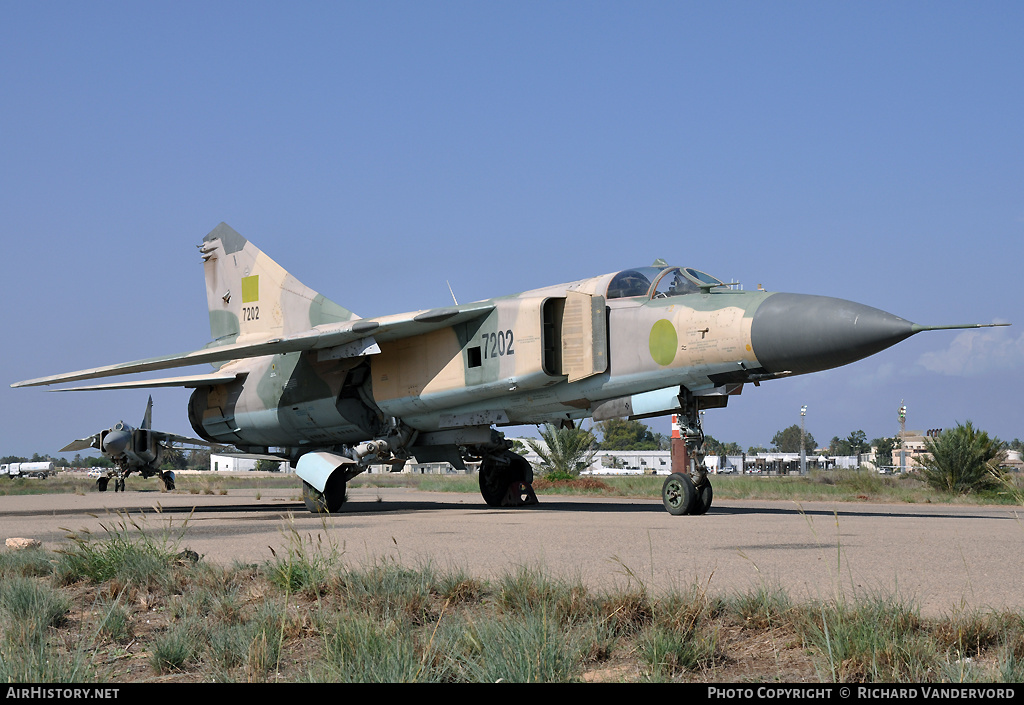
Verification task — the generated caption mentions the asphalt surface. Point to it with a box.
[2,486,1022,616]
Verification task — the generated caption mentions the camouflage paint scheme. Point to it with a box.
[13,223,1006,514]
[192,229,770,455]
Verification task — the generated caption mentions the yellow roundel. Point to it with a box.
[649,319,678,366]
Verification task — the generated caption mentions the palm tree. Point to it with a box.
[919,421,1007,494]
[526,423,597,478]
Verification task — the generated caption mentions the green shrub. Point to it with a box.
[919,422,1007,495]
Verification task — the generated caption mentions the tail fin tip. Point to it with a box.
[204,222,248,255]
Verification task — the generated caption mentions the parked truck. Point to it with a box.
[0,462,55,478]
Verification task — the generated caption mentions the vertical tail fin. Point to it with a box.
[198,223,358,346]
[141,396,153,430]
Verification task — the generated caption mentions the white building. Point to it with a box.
[210,454,259,472]
[584,450,672,475]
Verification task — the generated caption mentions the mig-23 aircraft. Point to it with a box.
[13,223,1008,515]
[59,396,217,492]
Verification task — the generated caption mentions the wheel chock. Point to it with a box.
[501,481,538,507]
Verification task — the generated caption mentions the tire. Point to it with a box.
[690,481,713,515]
[303,474,347,514]
[96,477,109,492]
[479,451,531,507]
[511,452,533,486]
[661,472,696,515]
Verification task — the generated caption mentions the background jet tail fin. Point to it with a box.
[199,223,359,347]
[141,395,153,429]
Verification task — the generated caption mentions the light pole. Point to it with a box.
[898,402,907,473]
[800,405,807,475]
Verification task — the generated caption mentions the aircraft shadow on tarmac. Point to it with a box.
[99,494,1016,525]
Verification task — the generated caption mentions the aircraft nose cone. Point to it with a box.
[751,293,916,376]
[102,429,130,456]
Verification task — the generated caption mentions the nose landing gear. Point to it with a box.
[662,390,713,516]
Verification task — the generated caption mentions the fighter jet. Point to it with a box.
[15,223,1008,514]
[59,396,214,492]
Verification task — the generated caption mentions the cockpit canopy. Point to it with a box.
[606,266,725,300]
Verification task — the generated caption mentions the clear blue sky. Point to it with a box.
[2,1,1021,459]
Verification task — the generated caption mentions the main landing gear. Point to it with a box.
[302,473,348,514]
[95,469,175,493]
[478,449,537,508]
[96,475,125,492]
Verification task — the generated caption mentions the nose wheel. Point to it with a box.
[661,473,713,515]
[661,472,695,515]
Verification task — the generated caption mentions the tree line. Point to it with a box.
[592,419,896,462]
[524,418,1019,496]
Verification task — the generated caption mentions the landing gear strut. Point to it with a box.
[478,450,537,507]
[662,390,714,515]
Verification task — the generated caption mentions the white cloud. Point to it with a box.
[915,326,1024,376]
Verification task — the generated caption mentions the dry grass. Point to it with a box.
[2,527,1023,683]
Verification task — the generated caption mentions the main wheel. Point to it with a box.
[96,477,109,492]
[302,474,347,514]
[661,472,696,515]
[479,451,532,507]
[690,481,713,515]
[162,472,176,491]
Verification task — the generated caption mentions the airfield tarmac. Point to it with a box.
[2,486,1022,617]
